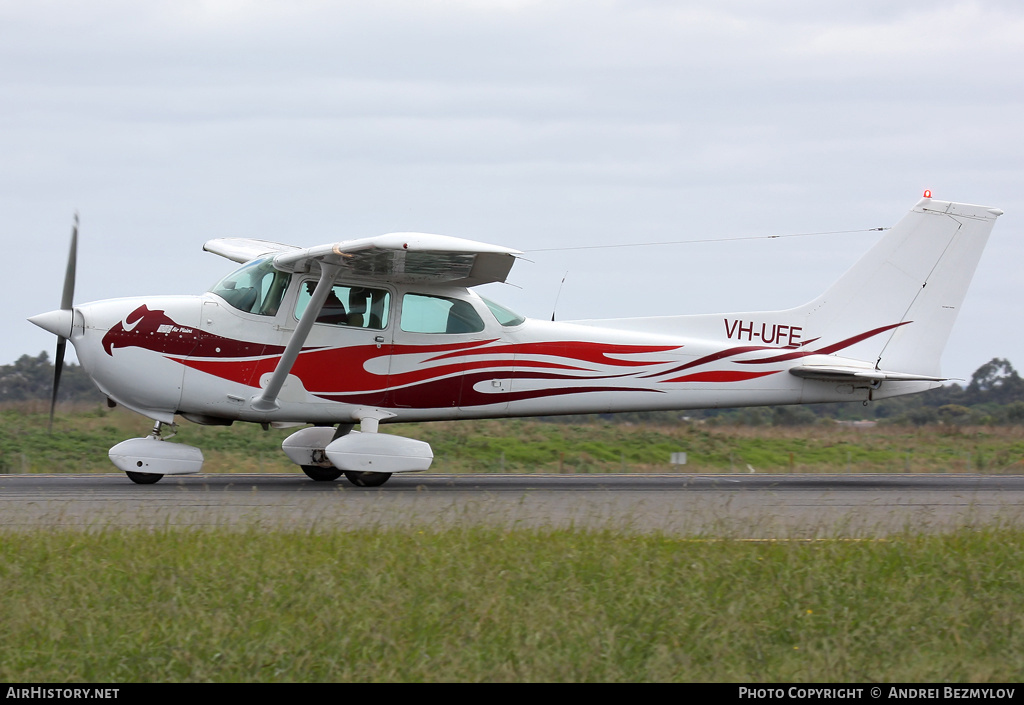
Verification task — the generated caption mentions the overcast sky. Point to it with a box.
[3,0,1022,381]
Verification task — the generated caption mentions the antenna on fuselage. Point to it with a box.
[551,271,568,322]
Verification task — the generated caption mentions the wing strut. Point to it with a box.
[250,263,341,413]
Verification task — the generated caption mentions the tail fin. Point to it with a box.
[577,196,1001,383]
[797,197,1002,377]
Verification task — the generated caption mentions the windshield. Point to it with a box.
[209,259,289,316]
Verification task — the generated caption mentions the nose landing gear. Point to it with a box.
[109,420,204,484]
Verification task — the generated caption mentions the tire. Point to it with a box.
[344,471,392,487]
[301,465,343,482]
[126,471,163,485]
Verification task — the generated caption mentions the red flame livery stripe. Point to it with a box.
[662,370,780,384]
[100,305,914,409]
[102,305,289,358]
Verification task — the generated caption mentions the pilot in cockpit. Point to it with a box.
[305,282,348,325]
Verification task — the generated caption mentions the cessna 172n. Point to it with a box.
[29,194,1003,486]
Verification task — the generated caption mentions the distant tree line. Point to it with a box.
[0,352,103,404]
[2,351,1022,426]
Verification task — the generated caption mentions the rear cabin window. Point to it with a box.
[400,293,485,334]
[295,282,391,330]
[481,297,526,327]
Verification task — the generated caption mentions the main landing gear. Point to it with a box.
[343,471,393,487]
[300,465,342,482]
[282,422,430,488]
[300,464,391,487]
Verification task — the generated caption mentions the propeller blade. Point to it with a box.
[60,214,78,311]
[49,215,78,432]
[49,339,66,432]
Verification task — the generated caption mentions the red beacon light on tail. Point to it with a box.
[923,189,932,198]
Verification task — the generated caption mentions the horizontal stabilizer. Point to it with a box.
[789,365,947,383]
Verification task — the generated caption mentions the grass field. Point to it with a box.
[4,404,1023,682]
[3,403,1024,475]
[1,527,1021,682]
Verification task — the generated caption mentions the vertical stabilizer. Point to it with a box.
[796,197,1001,377]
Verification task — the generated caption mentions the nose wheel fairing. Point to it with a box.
[108,436,205,479]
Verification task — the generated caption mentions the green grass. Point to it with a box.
[1,527,1022,682]
[7,404,1023,682]
[4,403,1024,475]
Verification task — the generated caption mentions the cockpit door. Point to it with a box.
[284,279,395,407]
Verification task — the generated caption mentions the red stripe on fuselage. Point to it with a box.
[662,370,780,384]
[425,340,680,366]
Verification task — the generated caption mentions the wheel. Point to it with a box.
[301,465,343,482]
[344,471,392,487]
[126,471,163,485]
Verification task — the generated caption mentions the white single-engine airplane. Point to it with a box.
[29,194,1003,486]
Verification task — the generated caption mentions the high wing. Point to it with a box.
[273,232,521,286]
[205,232,521,286]
[203,238,300,263]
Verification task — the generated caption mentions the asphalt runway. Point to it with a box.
[2,473,1023,537]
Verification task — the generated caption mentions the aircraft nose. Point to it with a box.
[28,309,74,338]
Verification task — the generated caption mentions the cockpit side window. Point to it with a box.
[400,293,485,334]
[294,281,391,330]
[209,259,289,316]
